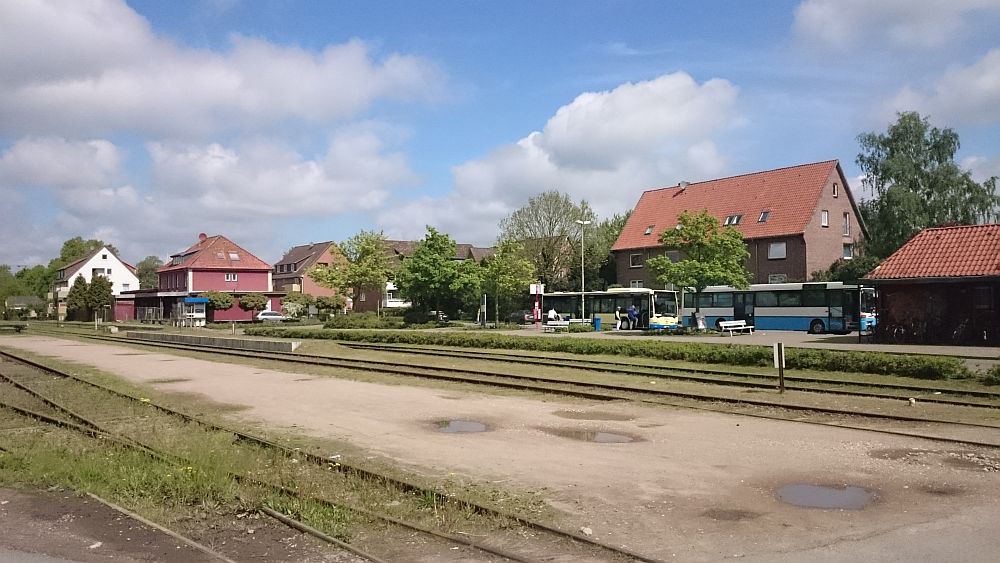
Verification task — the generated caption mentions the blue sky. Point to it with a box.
[1,0,998,266]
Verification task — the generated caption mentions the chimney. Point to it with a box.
[198,233,208,242]
[679,181,689,191]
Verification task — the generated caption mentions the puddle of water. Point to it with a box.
[436,420,487,433]
[702,508,761,521]
[542,428,637,443]
[921,485,963,496]
[553,410,634,421]
[776,484,874,509]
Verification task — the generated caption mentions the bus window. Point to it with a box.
[778,292,802,307]
[714,292,733,307]
[756,291,778,307]
[697,293,713,309]
[682,293,695,308]
[802,289,825,307]
[655,293,677,316]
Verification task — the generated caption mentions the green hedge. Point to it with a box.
[242,328,970,380]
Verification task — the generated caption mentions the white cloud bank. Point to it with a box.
[0,0,442,139]
[887,49,1000,125]
[793,0,1000,52]
[377,72,740,245]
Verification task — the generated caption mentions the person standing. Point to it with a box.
[627,305,638,330]
[614,306,622,330]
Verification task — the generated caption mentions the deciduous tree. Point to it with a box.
[858,111,1000,258]
[499,191,593,290]
[310,231,389,314]
[646,210,751,314]
[396,227,482,317]
[238,293,268,317]
[136,256,163,289]
[202,291,233,312]
[482,239,536,322]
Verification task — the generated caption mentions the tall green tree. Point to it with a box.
[15,265,53,298]
[281,291,315,317]
[858,111,1000,258]
[482,239,536,322]
[87,275,113,319]
[810,255,883,283]
[310,231,390,313]
[646,210,751,314]
[396,226,482,317]
[65,276,90,321]
[499,191,593,290]
[136,256,163,289]
[0,265,29,304]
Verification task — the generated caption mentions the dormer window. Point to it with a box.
[724,214,743,226]
[643,225,654,235]
[758,211,770,223]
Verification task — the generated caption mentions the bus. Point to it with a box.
[543,287,680,330]
[680,282,870,334]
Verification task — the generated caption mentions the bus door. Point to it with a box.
[733,292,754,325]
[828,290,846,332]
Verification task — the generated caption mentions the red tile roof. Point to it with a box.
[158,234,271,272]
[866,224,1000,280]
[612,160,841,251]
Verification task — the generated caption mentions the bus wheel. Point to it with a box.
[809,319,825,334]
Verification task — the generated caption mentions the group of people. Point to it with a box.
[545,304,640,329]
[614,305,638,330]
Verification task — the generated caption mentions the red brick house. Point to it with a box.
[119,233,282,324]
[273,241,347,299]
[865,224,1000,345]
[611,160,866,287]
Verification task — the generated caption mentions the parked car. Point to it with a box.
[428,311,448,322]
[256,311,288,322]
[508,310,534,324]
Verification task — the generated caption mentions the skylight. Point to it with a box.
[229,252,240,261]
[758,211,770,223]
[724,214,743,226]
[643,225,654,235]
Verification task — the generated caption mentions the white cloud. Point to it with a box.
[148,125,416,216]
[0,137,122,193]
[792,0,999,52]
[961,155,1000,182]
[886,49,1000,125]
[377,72,739,244]
[0,0,443,139]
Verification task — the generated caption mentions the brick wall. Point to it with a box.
[802,168,866,276]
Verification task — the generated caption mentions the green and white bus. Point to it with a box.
[543,287,680,330]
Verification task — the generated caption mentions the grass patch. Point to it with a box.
[244,327,972,380]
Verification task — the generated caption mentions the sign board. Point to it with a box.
[529,283,545,295]
[768,273,788,284]
[772,342,786,368]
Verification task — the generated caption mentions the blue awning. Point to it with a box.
[184,297,209,303]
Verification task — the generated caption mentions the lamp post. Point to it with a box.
[575,219,592,319]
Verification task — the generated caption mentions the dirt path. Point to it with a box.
[4,335,999,561]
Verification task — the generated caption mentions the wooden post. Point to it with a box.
[773,342,785,393]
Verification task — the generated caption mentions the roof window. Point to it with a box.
[216,252,225,259]
[724,214,743,226]
[758,211,770,223]
[644,225,655,235]
[229,252,240,261]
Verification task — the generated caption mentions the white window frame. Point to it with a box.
[225,273,238,282]
[629,253,644,268]
[122,283,130,291]
[833,183,839,198]
[758,211,770,223]
[821,210,829,227]
[629,280,644,288]
[843,212,851,236]
[643,225,654,235]
[843,244,854,260]
[768,242,786,260]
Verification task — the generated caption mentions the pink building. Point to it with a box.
[122,233,283,324]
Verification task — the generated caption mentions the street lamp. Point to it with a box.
[575,219,592,319]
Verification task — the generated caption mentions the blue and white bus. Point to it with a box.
[680,282,871,334]
[543,287,680,330]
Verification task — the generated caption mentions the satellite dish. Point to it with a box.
[198,233,208,241]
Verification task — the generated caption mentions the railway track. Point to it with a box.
[15,329,1000,438]
[0,348,659,563]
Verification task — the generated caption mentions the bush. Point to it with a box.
[241,328,971,380]
[984,365,1000,386]
[324,313,406,330]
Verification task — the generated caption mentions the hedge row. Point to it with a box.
[243,328,970,380]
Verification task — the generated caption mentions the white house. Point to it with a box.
[50,246,140,320]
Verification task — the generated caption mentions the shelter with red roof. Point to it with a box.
[117,233,283,325]
[611,160,866,287]
[864,224,1000,345]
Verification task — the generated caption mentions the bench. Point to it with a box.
[0,322,27,333]
[542,320,570,333]
[719,319,753,336]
